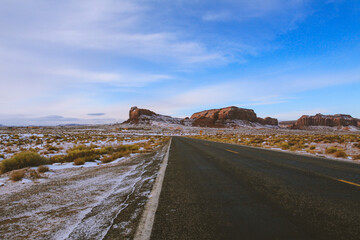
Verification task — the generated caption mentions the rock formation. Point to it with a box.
[190,106,278,127]
[279,121,296,128]
[123,106,182,125]
[294,114,360,128]
[257,117,279,126]
[123,106,279,128]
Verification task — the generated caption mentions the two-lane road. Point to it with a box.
[150,137,360,240]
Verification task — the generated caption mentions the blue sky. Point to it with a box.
[0,0,359,125]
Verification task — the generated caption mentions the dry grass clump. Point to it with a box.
[48,143,141,165]
[73,158,86,165]
[352,154,360,160]
[46,145,60,151]
[28,169,41,179]
[9,169,25,181]
[37,165,49,173]
[325,147,338,154]
[334,150,347,158]
[50,145,100,163]
[0,154,5,159]
[0,151,48,174]
[101,144,139,163]
[280,142,290,150]
[101,152,125,163]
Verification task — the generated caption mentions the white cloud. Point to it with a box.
[142,69,360,118]
[50,68,172,86]
[0,0,227,66]
[0,115,117,126]
[0,0,356,126]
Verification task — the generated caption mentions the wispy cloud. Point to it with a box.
[0,115,116,126]
[50,68,173,86]
[0,0,358,125]
[87,113,105,116]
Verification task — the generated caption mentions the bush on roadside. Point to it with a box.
[334,151,347,158]
[9,169,25,181]
[73,158,86,165]
[29,169,41,179]
[37,165,49,173]
[309,145,316,150]
[101,152,126,163]
[325,147,338,154]
[0,151,48,174]
[280,142,290,150]
[46,145,59,151]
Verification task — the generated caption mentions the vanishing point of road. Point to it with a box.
[150,137,360,240]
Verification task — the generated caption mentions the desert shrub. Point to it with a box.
[97,146,114,155]
[353,155,360,160]
[47,145,59,151]
[29,169,40,179]
[325,147,338,154]
[37,165,49,173]
[354,143,360,149]
[281,142,290,150]
[64,147,99,162]
[9,169,25,181]
[0,151,48,173]
[49,155,66,164]
[73,158,86,165]
[49,144,125,164]
[0,154,4,159]
[290,145,302,151]
[114,144,139,152]
[101,152,126,163]
[309,145,316,150]
[334,151,347,158]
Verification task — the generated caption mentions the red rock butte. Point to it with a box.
[190,106,278,127]
[294,114,360,128]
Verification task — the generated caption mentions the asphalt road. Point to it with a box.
[150,137,360,240]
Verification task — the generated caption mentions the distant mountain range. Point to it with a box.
[123,106,360,130]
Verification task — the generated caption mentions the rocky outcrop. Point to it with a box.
[257,117,279,126]
[294,114,360,128]
[190,106,278,127]
[124,107,158,124]
[123,106,279,128]
[279,121,296,128]
[123,106,182,125]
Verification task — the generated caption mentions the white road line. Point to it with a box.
[134,138,172,240]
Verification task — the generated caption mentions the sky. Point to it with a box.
[0,0,359,125]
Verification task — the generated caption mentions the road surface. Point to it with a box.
[150,137,360,240]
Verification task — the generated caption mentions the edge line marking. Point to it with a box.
[134,138,172,240]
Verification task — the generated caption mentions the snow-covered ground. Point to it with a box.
[0,144,168,240]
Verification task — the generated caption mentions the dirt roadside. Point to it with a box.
[0,142,169,240]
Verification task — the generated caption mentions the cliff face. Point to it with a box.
[124,107,158,124]
[294,114,360,128]
[190,106,278,127]
[257,117,279,126]
[123,106,279,127]
[123,106,182,124]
